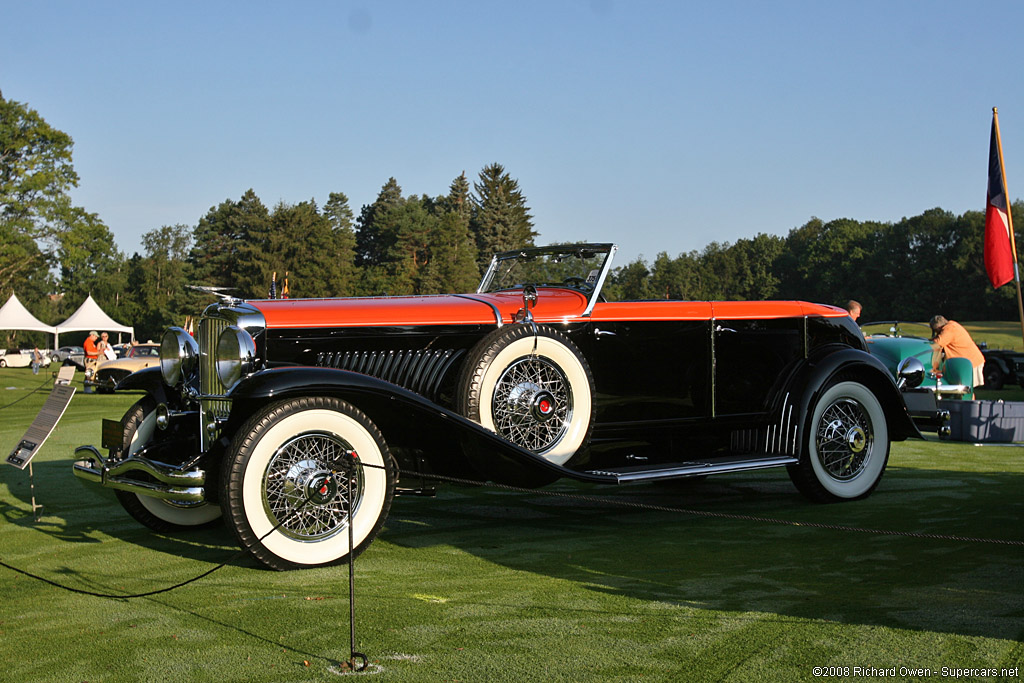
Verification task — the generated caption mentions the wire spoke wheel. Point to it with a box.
[814,398,872,481]
[458,325,595,474]
[492,356,572,453]
[263,432,364,542]
[788,380,890,502]
[223,397,395,570]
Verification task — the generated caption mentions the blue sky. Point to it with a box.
[3,1,1023,267]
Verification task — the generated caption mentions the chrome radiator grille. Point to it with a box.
[198,315,231,433]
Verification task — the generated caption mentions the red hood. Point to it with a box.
[248,289,590,329]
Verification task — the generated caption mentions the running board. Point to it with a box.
[586,455,799,484]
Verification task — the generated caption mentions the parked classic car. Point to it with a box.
[0,349,51,369]
[51,345,85,363]
[87,343,161,393]
[73,244,920,570]
[861,321,975,435]
[978,346,1024,390]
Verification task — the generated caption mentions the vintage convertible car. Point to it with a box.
[861,321,977,435]
[73,244,920,570]
[978,346,1024,390]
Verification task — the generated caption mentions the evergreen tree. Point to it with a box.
[355,178,404,268]
[470,163,535,268]
[192,189,270,294]
[324,191,360,296]
[423,173,479,293]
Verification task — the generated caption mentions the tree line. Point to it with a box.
[2,92,1022,347]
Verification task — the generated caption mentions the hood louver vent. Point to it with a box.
[317,348,463,401]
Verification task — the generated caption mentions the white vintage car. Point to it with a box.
[0,349,52,369]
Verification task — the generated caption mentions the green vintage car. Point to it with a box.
[862,321,976,436]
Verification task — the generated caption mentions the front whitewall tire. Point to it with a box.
[223,398,395,570]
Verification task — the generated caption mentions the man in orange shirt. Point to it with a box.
[83,330,100,389]
[929,315,985,388]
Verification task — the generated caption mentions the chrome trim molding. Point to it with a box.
[588,455,799,483]
[453,293,503,327]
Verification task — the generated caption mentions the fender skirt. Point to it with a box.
[227,367,618,486]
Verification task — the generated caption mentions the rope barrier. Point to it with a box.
[1,463,1021,601]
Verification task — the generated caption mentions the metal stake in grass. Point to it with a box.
[329,450,367,672]
[28,463,42,522]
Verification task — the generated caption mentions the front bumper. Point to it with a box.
[72,445,206,503]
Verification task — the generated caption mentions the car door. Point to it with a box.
[583,301,713,426]
[711,302,806,418]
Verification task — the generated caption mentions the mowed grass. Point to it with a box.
[0,366,1022,682]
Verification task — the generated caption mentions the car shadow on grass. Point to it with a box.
[4,449,1021,641]
[0,455,250,570]
[383,466,1024,642]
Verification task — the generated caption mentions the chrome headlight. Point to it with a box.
[216,325,257,390]
[897,356,925,390]
[160,327,199,386]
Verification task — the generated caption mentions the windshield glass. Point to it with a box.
[861,321,933,339]
[478,244,616,296]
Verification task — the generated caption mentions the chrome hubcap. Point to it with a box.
[816,399,873,481]
[263,432,363,541]
[492,356,572,453]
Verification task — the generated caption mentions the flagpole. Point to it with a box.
[992,107,1024,348]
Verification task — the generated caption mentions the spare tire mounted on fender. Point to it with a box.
[457,324,595,467]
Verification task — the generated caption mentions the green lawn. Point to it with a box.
[1,367,1022,682]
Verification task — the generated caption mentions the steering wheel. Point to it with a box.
[563,276,590,290]
[563,276,607,302]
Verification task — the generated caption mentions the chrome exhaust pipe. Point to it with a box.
[73,445,206,503]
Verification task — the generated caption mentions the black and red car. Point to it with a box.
[74,244,920,570]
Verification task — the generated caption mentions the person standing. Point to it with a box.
[99,331,116,360]
[929,315,985,388]
[31,346,43,375]
[83,330,100,389]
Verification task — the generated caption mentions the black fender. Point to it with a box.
[226,366,617,486]
[114,366,171,405]
[780,346,921,449]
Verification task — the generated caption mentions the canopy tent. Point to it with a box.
[0,294,58,346]
[54,294,134,346]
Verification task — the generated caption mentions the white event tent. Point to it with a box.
[0,294,58,346]
[54,294,134,346]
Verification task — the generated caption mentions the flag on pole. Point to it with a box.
[985,112,1015,288]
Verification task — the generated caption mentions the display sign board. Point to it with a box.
[6,379,76,470]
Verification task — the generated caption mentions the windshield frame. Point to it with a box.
[476,243,618,317]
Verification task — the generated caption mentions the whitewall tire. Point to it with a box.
[222,396,395,570]
[788,380,890,502]
[115,398,223,530]
[458,325,594,467]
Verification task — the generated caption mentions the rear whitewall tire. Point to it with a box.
[789,380,890,502]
